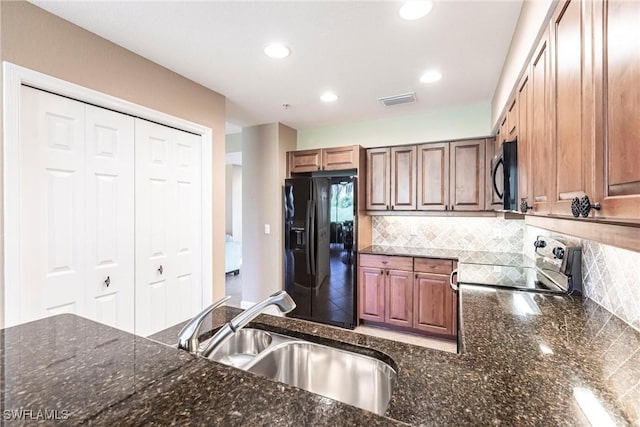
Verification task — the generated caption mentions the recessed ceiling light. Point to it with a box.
[264,43,290,59]
[420,70,442,83]
[399,1,433,20]
[320,92,338,102]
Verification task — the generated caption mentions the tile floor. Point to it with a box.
[225,270,457,354]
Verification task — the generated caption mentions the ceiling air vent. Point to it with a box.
[378,92,416,107]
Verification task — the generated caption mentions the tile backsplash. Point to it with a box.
[525,225,640,332]
[372,216,524,253]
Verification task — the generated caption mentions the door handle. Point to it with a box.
[449,269,458,292]
[104,276,110,287]
[158,265,164,275]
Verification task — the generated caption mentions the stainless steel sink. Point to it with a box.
[206,328,396,416]
[204,328,272,368]
[248,341,396,415]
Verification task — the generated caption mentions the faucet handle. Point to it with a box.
[177,295,231,354]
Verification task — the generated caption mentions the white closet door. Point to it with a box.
[84,105,135,333]
[20,86,87,321]
[135,119,202,336]
[173,129,203,325]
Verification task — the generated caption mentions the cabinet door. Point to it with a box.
[417,143,449,211]
[289,149,322,173]
[413,273,455,336]
[450,139,485,211]
[322,145,358,171]
[507,98,518,140]
[518,74,532,207]
[390,146,417,210]
[531,30,552,214]
[593,0,640,219]
[499,116,508,145]
[366,148,390,210]
[384,269,413,327]
[358,267,385,322]
[550,0,591,215]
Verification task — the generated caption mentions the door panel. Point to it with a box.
[366,148,390,210]
[417,143,449,210]
[358,267,385,322]
[20,86,86,322]
[531,31,552,213]
[390,146,417,210]
[450,139,485,211]
[135,119,202,336]
[384,269,413,327]
[551,0,589,215]
[413,273,455,336]
[593,0,640,218]
[518,75,531,206]
[85,105,135,333]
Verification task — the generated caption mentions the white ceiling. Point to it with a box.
[32,1,522,131]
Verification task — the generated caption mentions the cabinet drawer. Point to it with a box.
[413,258,453,274]
[359,254,413,271]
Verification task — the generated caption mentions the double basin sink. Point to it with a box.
[201,328,397,416]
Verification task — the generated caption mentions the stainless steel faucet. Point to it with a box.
[177,296,230,354]
[200,290,296,359]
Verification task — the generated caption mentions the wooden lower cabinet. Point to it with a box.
[358,267,385,322]
[385,269,414,327]
[413,273,455,336]
[358,254,457,338]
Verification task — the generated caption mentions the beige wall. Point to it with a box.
[297,102,491,149]
[0,1,227,327]
[241,123,296,304]
[226,132,242,153]
[491,0,554,128]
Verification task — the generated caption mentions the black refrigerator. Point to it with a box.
[284,176,357,329]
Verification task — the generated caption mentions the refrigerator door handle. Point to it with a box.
[305,200,312,275]
[309,200,317,277]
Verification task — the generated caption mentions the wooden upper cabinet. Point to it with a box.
[518,74,532,206]
[413,272,455,337]
[507,98,518,140]
[384,269,414,328]
[390,146,417,210]
[289,145,360,174]
[358,266,385,322]
[530,29,552,214]
[499,116,508,145]
[593,0,640,219]
[322,145,359,171]
[417,143,449,211]
[550,0,591,216]
[450,139,485,211]
[289,149,322,173]
[366,148,390,210]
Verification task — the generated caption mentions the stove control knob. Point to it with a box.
[534,239,547,249]
[552,247,565,260]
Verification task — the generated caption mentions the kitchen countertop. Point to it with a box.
[3,286,639,425]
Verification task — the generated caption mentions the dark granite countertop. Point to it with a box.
[3,288,640,425]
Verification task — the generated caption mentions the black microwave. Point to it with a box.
[491,140,518,211]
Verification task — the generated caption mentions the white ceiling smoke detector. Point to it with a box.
[378,92,416,107]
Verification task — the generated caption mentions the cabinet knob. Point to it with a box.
[104,276,110,287]
[445,205,448,211]
[520,198,533,213]
[571,195,601,218]
[380,269,384,274]
[451,205,455,211]
[158,265,164,275]
[391,205,395,210]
